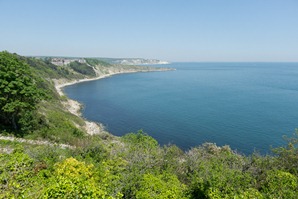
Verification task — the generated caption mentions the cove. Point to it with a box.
[64,62,298,154]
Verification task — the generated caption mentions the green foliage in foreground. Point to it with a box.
[44,157,119,198]
[1,131,298,198]
[136,173,187,199]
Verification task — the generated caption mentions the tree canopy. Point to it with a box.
[0,51,45,132]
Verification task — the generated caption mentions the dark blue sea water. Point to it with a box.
[64,62,298,154]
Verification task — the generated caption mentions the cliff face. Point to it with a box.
[51,57,173,90]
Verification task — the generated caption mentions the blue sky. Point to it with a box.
[0,0,297,61]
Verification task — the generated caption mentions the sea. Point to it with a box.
[64,62,298,155]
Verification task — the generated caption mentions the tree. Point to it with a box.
[0,51,45,132]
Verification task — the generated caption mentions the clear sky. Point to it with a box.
[0,0,297,62]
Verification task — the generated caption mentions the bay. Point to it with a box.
[64,62,298,154]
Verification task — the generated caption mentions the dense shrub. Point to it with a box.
[0,147,35,198]
[43,158,112,198]
[136,173,187,199]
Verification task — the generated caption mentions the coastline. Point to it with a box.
[53,68,173,135]
[55,72,121,96]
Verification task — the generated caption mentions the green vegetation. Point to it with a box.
[1,51,298,198]
[1,132,298,198]
[0,52,46,133]
[69,61,96,77]
[85,58,112,67]
[26,57,74,79]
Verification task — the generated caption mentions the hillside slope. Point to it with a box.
[0,52,171,143]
